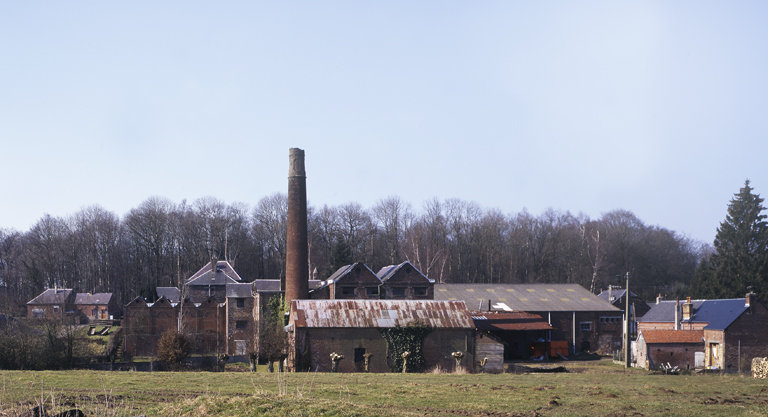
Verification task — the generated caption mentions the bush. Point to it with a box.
[157,330,190,370]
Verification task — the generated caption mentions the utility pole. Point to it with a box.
[624,272,631,368]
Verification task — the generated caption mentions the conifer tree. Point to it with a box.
[693,180,768,299]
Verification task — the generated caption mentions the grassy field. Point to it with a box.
[2,359,767,416]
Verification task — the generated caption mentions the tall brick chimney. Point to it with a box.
[285,148,309,304]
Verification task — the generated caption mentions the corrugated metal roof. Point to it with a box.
[637,299,749,330]
[640,329,704,344]
[74,293,114,305]
[433,283,619,312]
[471,311,552,331]
[27,289,73,305]
[290,299,474,329]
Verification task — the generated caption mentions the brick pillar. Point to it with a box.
[286,148,308,304]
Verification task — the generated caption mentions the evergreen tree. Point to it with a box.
[693,180,768,299]
[330,238,353,273]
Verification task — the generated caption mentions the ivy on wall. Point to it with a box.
[379,321,432,372]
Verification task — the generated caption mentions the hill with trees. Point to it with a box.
[0,195,705,314]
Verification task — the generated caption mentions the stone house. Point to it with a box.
[376,261,434,300]
[286,299,475,373]
[634,329,704,370]
[637,293,768,372]
[434,283,623,355]
[26,288,76,319]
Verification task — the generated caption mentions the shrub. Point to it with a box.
[157,330,190,370]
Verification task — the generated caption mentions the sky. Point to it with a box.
[2,1,768,245]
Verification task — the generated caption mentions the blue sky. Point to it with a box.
[2,1,768,245]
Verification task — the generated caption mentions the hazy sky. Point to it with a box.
[2,2,767,245]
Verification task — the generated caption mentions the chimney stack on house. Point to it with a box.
[285,148,309,305]
[682,296,693,321]
[656,294,664,304]
[746,291,756,313]
[211,256,217,278]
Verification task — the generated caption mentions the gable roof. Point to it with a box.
[74,293,114,305]
[376,261,434,284]
[187,261,243,283]
[156,287,181,303]
[313,263,381,291]
[186,268,240,286]
[433,283,619,312]
[637,299,749,330]
[289,299,473,329]
[27,289,73,305]
[640,329,704,344]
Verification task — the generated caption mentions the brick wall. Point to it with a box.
[722,300,768,372]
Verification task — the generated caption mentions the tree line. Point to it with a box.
[0,194,705,314]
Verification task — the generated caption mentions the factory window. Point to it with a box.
[341,287,355,295]
[580,322,592,331]
[236,320,248,329]
[33,310,45,318]
[366,287,379,296]
[414,287,428,296]
[392,288,406,297]
[236,298,245,308]
[53,305,60,314]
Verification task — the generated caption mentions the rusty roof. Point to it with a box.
[640,329,704,344]
[289,299,474,329]
[470,311,552,331]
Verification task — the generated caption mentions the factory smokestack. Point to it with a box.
[285,148,308,304]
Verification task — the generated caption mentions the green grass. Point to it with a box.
[2,360,767,416]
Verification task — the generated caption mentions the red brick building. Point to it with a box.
[377,261,434,300]
[634,329,704,370]
[310,263,382,299]
[26,288,76,319]
[74,292,119,323]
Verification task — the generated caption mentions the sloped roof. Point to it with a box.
[471,311,552,331]
[156,287,181,303]
[74,293,113,305]
[186,269,240,286]
[289,299,473,329]
[27,289,73,305]
[433,284,619,312]
[226,283,253,298]
[314,262,381,291]
[188,260,243,282]
[637,299,749,330]
[640,329,704,344]
[376,261,435,284]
